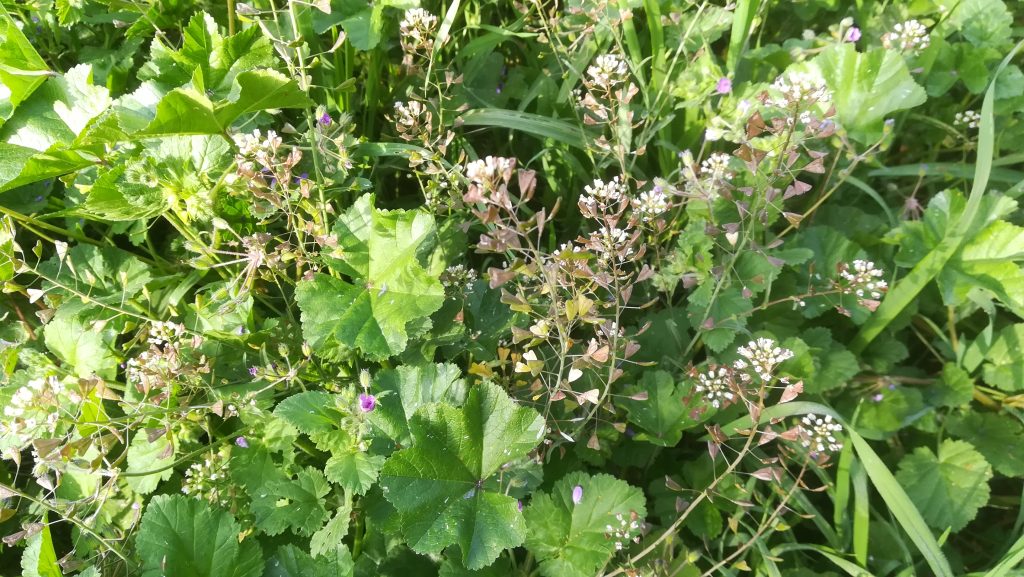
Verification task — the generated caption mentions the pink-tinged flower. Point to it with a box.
[716,77,732,94]
[845,27,861,42]
[572,485,584,505]
[359,393,377,413]
[319,112,333,127]
[517,500,524,512]
[234,436,249,448]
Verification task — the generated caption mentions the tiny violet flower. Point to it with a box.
[572,485,584,505]
[716,77,732,94]
[234,436,249,448]
[517,500,524,512]
[359,393,377,413]
[845,26,861,42]
[248,366,259,377]
[319,112,332,127]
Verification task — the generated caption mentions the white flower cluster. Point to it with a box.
[770,71,832,108]
[701,152,734,182]
[605,512,642,551]
[466,156,514,188]
[233,129,282,158]
[799,413,843,453]
[840,260,887,300]
[399,8,438,51]
[734,338,795,381]
[631,187,669,221]
[954,110,981,130]
[441,264,478,292]
[589,226,633,263]
[148,320,186,347]
[1,377,77,435]
[882,20,930,55]
[394,101,428,131]
[587,53,629,91]
[580,176,625,210]
[182,452,231,506]
[695,367,736,408]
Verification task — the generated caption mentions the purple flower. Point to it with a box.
[319,112,332,127]
[517,499,523,512]
[248,366,259,377]
[845,26,861,42]
[871,393,884,403]
[716,77,732,94]
[571,485,583,505]
[235,436,249,448]
[359,393,377,413]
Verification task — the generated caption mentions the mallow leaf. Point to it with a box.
[296,194,445,360]
[379,381,544,569]
[136,494,264,577]
[947,411,1024,477]
[619,370,712,446]
[523,472,647,577]
[251,467,330,537]
[895,439,992,532]
[368,362,467,445]
[0,11,50,125]
[813,44,926,143]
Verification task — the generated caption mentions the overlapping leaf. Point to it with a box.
[379,381,544,569]
[296,194,445,360]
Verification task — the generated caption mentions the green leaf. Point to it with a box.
[274,391,344,437]
[310,507,353,559]
[43,301,119,379]
[296,195,445,360]
[813,44,927,143]
[379,381,544,569]
[325,450,385,495]
[929,363,975,407]
[20,520,61,577]
[978,324,1024,392]
[125,430,176,495]
[852,40,1024,353]
[895,439,992,532]
[523,472,647,577]
[368,362,467,445]
[252,467,330,537]
[937,0,1012,49]
[619,370,711,446]
[137,494,264,577]
[0,9,50,126]
[36,244,152,304]
[264,544,353,577]
[946,412,1024,477]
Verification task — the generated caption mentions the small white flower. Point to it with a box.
[580,176,625,210]
[954,110,981,130]
[632,187,669,221]
[839,260,887,300]
[882,19,930,55]
[587,54,629,90]
[770,71,831,108]
[701,153,734,182]
[734,338,794,381]
[799,413,844,453]
[695,366,736,408]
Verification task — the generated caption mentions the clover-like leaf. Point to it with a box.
[895,439,992,532]
[379,381,544,569]
[523,472,647,577]
[136,494,264,577]
[813,43,926,143]
[296,194,445,360]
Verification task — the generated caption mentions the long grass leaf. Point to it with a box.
[458,108,589,150]
[851,39,1024,353]
[983,533,1024,577]
[726,0,759,73]
[719,401,953,577]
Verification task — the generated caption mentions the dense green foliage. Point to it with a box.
[1,0,1023,576]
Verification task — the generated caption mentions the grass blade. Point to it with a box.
[727,0,760,73]
[851,39,1024,353]
[719,401,953,577]
[458,108,589,150]
[983,533,1024,577]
